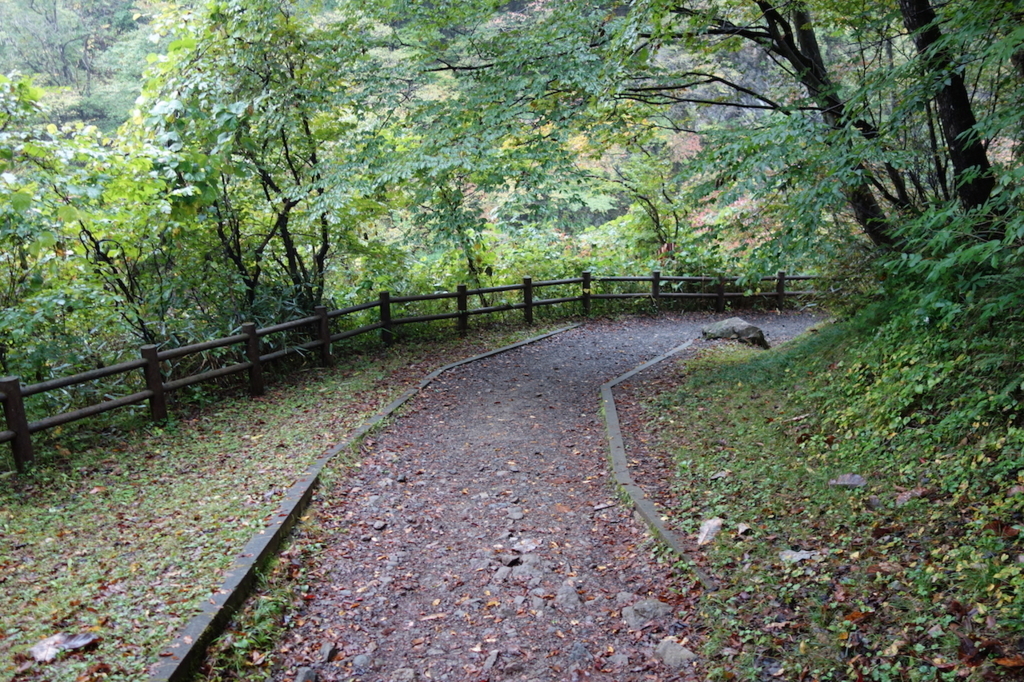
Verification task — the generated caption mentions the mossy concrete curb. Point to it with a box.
[599,339,719,591]
[148,324,581,682]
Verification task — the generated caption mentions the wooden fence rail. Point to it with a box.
[0,270,818,472]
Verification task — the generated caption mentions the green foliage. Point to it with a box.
[648,314,1024,679]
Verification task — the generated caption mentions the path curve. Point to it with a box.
[273,312,821,682]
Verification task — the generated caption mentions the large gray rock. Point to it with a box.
[702,317,769,349]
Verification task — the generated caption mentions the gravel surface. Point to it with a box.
[272,312,823,682]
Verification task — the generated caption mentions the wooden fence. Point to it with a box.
[0,270,817,472]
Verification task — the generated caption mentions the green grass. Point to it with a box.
[639,322,1024,681]
[0,322,563,682]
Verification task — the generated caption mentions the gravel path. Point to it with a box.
[272,312,822,682]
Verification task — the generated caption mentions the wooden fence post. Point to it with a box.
[457,285,468,335]
[776,270,786,310]
[140,345,168,422]
[582,271,591,316]
[651,270,661,304]
[0,376,34,472]
[379,291,393,346]
[715,276,726,313]
[315,306,332,367]
[243,323,265,397]
[523,277,533,325]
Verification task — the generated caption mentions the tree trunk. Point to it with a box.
[898,0,995,213]
[752,1,895,246]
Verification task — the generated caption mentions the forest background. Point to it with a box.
[2,0,1024,679]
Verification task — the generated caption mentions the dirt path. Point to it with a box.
[272,312,822,682]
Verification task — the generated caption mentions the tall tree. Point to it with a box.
[140,0,395,318]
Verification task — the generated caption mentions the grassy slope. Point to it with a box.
[0,323,562,682]
[638,321,1024,681]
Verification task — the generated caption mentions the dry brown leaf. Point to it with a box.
[697,518,723,546]
[895,488,927,506]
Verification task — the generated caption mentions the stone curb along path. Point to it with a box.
[599,341,718,593]
[147,324,581,682]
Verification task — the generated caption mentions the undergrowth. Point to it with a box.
[644,308,1024,681]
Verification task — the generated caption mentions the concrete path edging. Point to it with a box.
[147,324,581,682]
[599,339,719,591]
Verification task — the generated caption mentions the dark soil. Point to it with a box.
[271,312,823,682]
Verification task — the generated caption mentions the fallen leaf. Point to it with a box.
[829,474,866,487]
[983,520,1020,538]
[736,523,752,536]
[697,518,724,546]
[75,662,112,681]
[994,655,1024,667]
[513,538,541,553]
[29,633,99,663]
[883,640,904,656]
[29,636,63,663]
[779,550,820,563]
[895,488,927,506]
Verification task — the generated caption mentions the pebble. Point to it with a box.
[507,507,525,520]
[503,660,526,675]
[608,653,630,667]
[295,668,317,682]
[569,641,591,662]
[374,520,387,530]
[318,642,337,663]
[654,638,697,669]
[498,553,519,566]
[390,668,417,681]
[622,598,671,629]
[351,654,371,670]
[511,564,541,582]
[555,582,581,610]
